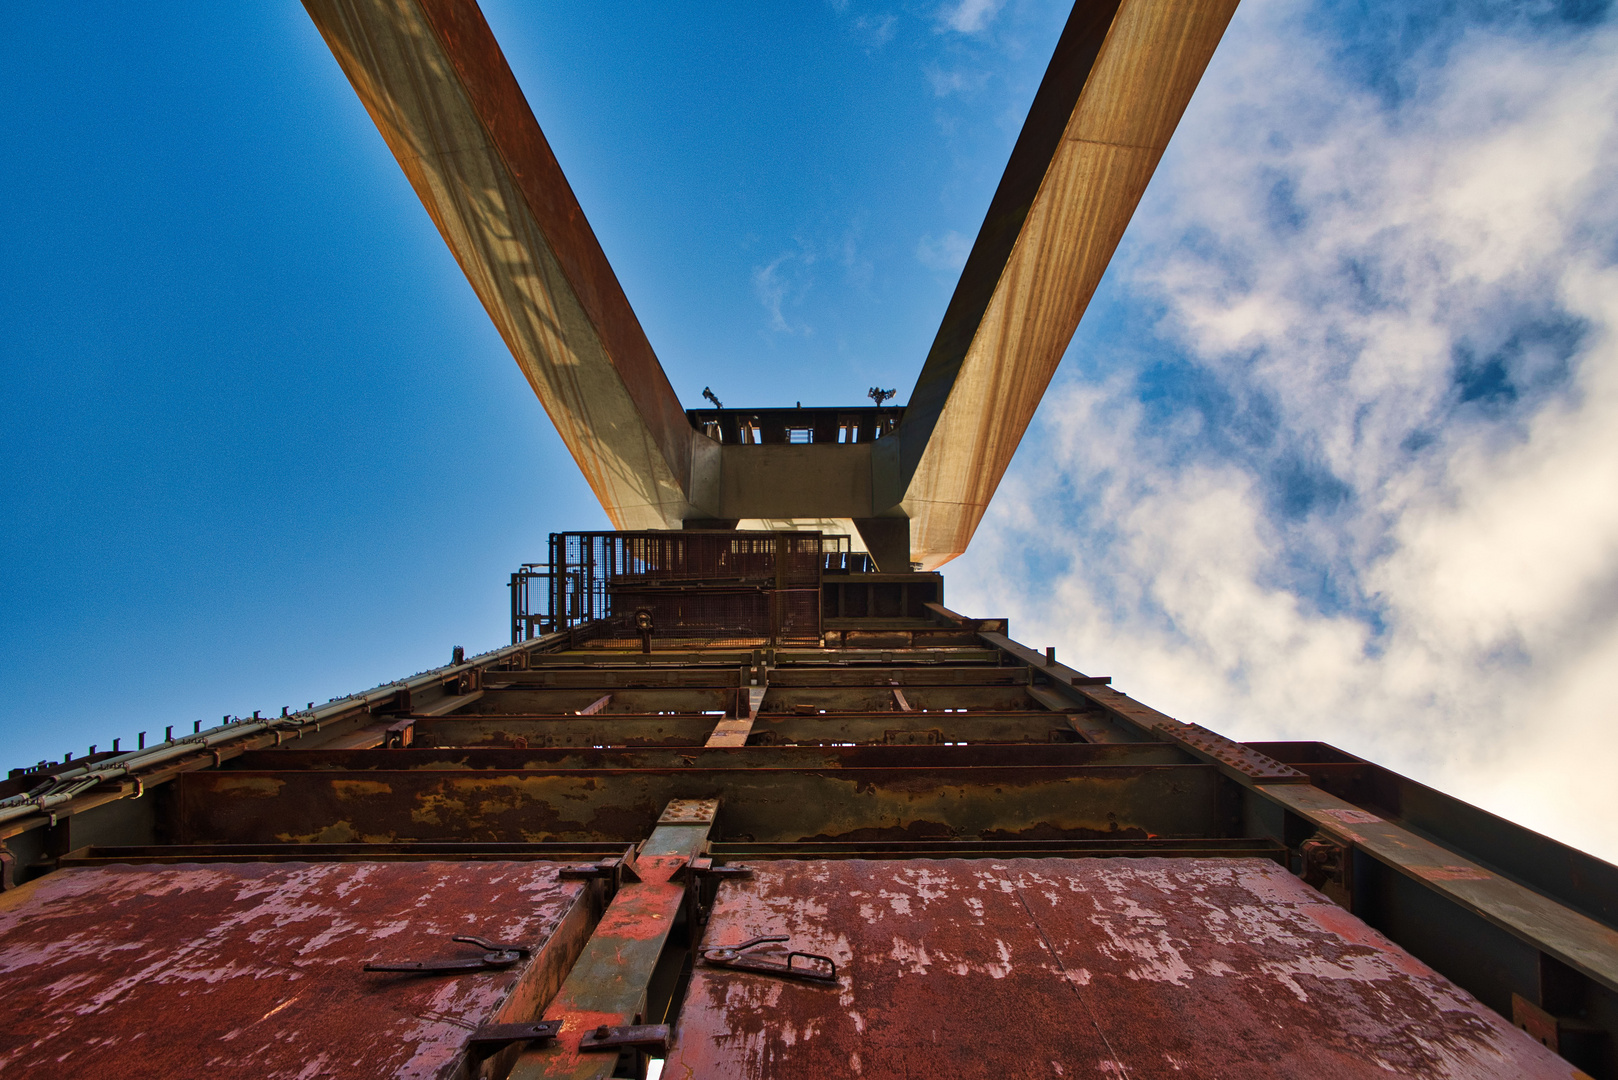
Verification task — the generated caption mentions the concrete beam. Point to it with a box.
[304,0,1239,561]
[303,0,714,528]
[890,0,1242,568]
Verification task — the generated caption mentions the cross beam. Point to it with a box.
[303,0,1240,566]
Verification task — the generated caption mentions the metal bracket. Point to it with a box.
[557,845,641,884]
[465,1020,562,1058]
[701,935,839,986]
[669,856,754,883]
[578,1024,671,1053]
[1300,835,1349,890]
[363,934,529,974]
[659,798,720,825]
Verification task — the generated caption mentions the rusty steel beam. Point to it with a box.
[469,683,1048,713]
[477,665,1026,689]
[887,0,1242,568]
[516,646,1004,667]
[235,742,1190,772]
[409,710,1103,747]
[65,835,1286,864]
[59,841,629,865]
[1263,783,1618,996]
[303,0,712,528]
[173,762,1226,846]
[704,692,762,747]
[509,799,716,1079]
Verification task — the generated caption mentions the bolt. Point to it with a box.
[165,726,173,741]
[594,1026,611,1039]
[1045,646,1056,664]
[63,751,72,762]
[253,710,261,720]
[113,738,121,752]
[89,744,97,755]
[194,721,202,734]
[281,706,289,717]
[138,731,146,750]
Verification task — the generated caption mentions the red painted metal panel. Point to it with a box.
[667,858,1581,1078]
[0,861,581,1078]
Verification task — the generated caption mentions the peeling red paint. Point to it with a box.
[0,861,581,1078]
[665,858,1581,1079]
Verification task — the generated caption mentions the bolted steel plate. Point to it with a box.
[666,857,1582,1079]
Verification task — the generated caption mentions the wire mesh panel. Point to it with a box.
[513,531,845,643]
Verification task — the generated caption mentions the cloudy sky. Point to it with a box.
[4,1,1616,860]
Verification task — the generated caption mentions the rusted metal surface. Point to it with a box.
[509,799,716,1079]
[231,742,1193,777]
[175,762,1225,846]
[0,860,585,1078]
[1152,719,1310,784]
[758,684,1041,712]
[666,858,1581,1078]
[234,743,1191,770]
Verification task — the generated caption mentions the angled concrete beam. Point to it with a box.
[303,0,715,528]
[304,0,1239,562]
[887,0,1242,568]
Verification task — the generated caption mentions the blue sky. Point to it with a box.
[5,2,1618,860]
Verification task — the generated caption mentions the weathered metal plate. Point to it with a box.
[175,764,1223,845]
[667,858,1580,1078]
[0,861,582,1078]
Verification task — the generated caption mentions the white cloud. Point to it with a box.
[916,230,972,272]
[854,13,898,49]
[752,251,816,335]
[939,0,1004,35]
[926,64,992,98]
[952,2,1618,862]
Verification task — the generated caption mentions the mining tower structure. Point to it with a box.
[2,2,1616,1078]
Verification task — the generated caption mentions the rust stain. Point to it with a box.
[207,776,284,798]
[0,861,582,1079]
[330,779,393,799]
[1319,807,1381,825]
[665,858,1580,1079]
[592,883,688,943]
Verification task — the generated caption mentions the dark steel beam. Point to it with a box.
[174,762,1227,845]
[409,710,1094,747]
[1262,782,1618,995]
[233,742,1190,771]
